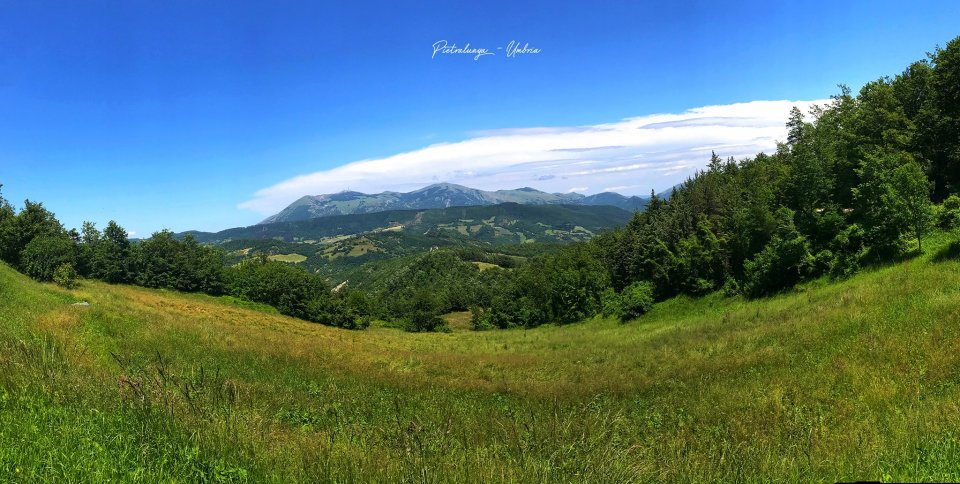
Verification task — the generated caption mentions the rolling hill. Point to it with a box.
[5,232,960,481]
[184,202,633,245]
[182,202,634,282]
[259,183,650,223]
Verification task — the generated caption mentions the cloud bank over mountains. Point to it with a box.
[239,99,828,215]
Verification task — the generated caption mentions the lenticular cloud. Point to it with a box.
[239,99,828,215]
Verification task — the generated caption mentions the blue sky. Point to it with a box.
[0,1,958,235]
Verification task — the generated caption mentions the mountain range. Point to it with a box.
[181,202,635,282]
[186,202,633,245]
[259,183,652,224]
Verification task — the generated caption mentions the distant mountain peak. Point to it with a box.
[416,182,468,190]
[259,183,650,224]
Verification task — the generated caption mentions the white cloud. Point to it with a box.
[239,99,828,215]
[567,187,588,193]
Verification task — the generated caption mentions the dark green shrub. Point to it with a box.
[940,195,960,228]
[470,306,494,331]
[404,313,448,332]
[401,290,447,332]
[307,297,362,329]
[615,281,654,321]
[813,249,834,276]
[743,209,813,297]
[600,288,621,317]
[721,277,741,297]
[829,224,867,279]
[354,316,372,330]
[52,263,78,289]
[743,236,813,297]
[20,235,77,282]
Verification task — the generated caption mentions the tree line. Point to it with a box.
[469,35,960,329]
[2,36,959,332]
[0,200,365,329]
[0,190,504,332]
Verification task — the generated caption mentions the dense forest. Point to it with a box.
[470,35,960,329]
[2,36,960,332]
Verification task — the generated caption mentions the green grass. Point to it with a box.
[267,253,307,263]
[4,233,960,481]
[441,311,474,331]
[472,261,501,271]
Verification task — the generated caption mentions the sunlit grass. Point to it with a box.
[3,232,960,481]
[266,253,308,263]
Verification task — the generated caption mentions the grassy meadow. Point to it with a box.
[4,233,960,482]
[266,253,309,263]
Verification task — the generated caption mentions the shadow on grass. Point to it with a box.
[744,247,927,302]
[933,240,960,263]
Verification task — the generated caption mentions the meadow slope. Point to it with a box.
[3,235,960,481]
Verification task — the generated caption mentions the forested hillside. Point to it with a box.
[258,182,648,223]
[2,37,960,334]
[469,36,960,329]
[189,202,629,289]
[183,202,632,244]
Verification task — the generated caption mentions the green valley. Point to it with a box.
[4,232,960,481]
[189,202,632,285]
[2,17,960,483]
